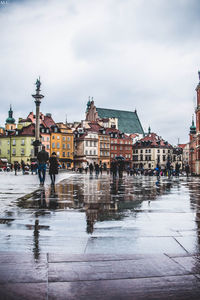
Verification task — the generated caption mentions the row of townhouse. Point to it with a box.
[73,121,133,169]
[132,129,183,170]
[0,108,74,168]
[0,105,184,171]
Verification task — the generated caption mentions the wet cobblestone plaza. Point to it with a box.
[1,172,200,299]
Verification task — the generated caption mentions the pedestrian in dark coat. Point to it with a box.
[49,152,59,185]
[14,162,18,175]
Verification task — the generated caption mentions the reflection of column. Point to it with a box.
[33,219,40,260]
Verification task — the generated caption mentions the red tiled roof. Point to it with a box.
[134,133,172,147]
[178,144,187,149]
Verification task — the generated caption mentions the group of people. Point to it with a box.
[37,146,59,186]
[10,146,59,186]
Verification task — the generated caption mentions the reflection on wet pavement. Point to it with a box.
[1,174,200,257]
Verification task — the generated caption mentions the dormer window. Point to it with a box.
[41,129,45,133]
[54,127,58,133]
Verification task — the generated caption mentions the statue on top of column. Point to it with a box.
[35,77,41,92]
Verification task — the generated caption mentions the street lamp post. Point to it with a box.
[32,78,44,157]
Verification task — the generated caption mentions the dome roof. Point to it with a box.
[6,105,15,124]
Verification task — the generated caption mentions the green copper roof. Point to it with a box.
[96,107,144,134]
[6,106,15,124]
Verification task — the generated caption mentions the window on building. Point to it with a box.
[140,149,143,153]
[47,145,50,149]
[94,150,96,155]
[86,141,88,146]
[31,149,34,156]
[7,150,10,154]
[149,149,151,153]
[47,137,49,142]
[163,150,165,153]
[67,137,70,141]
[100,151,103,156]
[41,129,45,133]
[57,135,60,139]
[163,155,166,161]
[63,136,66,141]
[63,152,65,157]
[67,152,70,157]
[21,139,25,145]
[21,148,25,155]
[90,141,93,147]
[52,142,55,149]
[140,155,143,161]
[94,142,97,147]
[111,154,114,158]
[42,137,45,142]
[115,146,117,150]
[63,144,66,149]
[12,148,16,155]
[12,139,16,146]
[57,151,60,157]
[8,140,10,145]
[85,150,88,155]
[52,135,55,139]
[90,150,92,155]
[157,149,160,153]
[54,128,58,133]
[67,144,70,149]
[57,142,60,148]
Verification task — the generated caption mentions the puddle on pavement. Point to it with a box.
[1,174,200,256]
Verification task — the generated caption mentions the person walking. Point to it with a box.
[21,160,25,175]
[14,162,18,176]
[49,152,59,185]
[95,163,100,178]
[185,163,190,178]
[37,145,49,185]
[89,163,94,175]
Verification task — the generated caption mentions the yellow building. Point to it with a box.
[0,125,35,164]
[51,123,74,169]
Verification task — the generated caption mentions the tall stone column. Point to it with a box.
[32,78,44,157]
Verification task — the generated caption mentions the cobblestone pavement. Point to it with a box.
[1,172,200,299]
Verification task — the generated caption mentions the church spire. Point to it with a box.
[190,114,196,134]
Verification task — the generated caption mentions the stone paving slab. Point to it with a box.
[48,275,200,300]
[48,254,189,282]
[0,283,47,300]
[0,253,199,299]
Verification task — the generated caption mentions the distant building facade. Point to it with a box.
[85,98,144,136]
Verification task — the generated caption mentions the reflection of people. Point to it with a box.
[33,219,40,260]
[49,152,59,185]
[49,185,58,209]
[37,145,49,185]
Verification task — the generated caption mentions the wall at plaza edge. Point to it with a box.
[189,72,200,175]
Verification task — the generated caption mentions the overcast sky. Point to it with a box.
[0,0,200,144]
